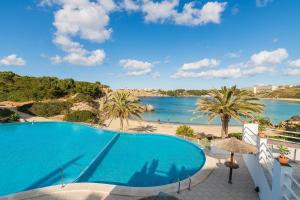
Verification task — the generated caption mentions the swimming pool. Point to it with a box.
[0,122,205,196]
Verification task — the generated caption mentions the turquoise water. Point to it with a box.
[84,134,204,186]
[0,122,205,196]
[141,97,300,125]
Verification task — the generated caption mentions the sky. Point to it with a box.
[0,0,300,89]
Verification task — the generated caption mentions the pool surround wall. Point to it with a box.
[0,155,216,199]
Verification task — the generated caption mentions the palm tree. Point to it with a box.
[103,90,144,130]
[195,86,264,138]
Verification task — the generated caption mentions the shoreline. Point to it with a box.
[259,97,300,102]
[2,107,242,138]
[140,95,300,102]
[104,118,242,137]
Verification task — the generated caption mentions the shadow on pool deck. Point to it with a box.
[25,155,84,191]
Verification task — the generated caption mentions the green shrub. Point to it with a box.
[64,110,98,123]
[199,138,210,148]
[18,101,70,117]
[176,125,195,137]
[0,108,20,122]
[254,115,273,127]
[228,132,243,140]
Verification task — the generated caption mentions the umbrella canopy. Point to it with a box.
[138,195,179,200]
[212,137,257,154]
[212,137,258,184]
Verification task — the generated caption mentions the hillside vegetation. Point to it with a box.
[0,108,19,122]
[257,86,300,99]
[158,89,208,96]
[0,72,109,102]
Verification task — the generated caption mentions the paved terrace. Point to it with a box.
[6,154,258,200]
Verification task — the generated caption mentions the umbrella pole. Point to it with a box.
[228,152,234,184]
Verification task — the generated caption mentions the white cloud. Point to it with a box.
[172,67,242,79]
[142,1,227,26]
[52,49,106,66]
[123,0,140,11]
[181,58,219,70]
[249,48,288,66]
[0,54,26,66]
[286,59,300,75]
[142,0,178,23]
[120,59,154,76]
[256,0,273,7]
[286,69,300,76]
[172,48,288,79]
[288,59,300,67]
[44,0,116,66]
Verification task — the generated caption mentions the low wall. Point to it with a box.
[0,156,217,200]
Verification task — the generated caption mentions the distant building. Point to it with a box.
[242,85,278,94]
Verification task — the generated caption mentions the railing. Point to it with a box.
[243,123,300,200]
[267,128,300,145]
[177,178,181,194]
[266,128,300,162]
[188,176,191,191]
[283,173,300,200]
[243,126,258,145]
[259,141,275,187]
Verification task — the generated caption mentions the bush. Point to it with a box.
[176,125,195,137]
[0,71,107,102]
[228,132,242,140]
[0,108,20,122]
[18,101,70,117]
[64,110,98,123]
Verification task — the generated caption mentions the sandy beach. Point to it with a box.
[2,106,242,138]
[102,119,242,137]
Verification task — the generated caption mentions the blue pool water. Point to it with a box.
[141,97,300,125]
[0,122,205,196]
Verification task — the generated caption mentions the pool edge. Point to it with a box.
[0,155,217,199]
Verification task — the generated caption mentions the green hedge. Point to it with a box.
[0,108,20,122]
[18,101,70,117]
[176,125,195,137]
[64,110,98,123]
[228,132,243,140]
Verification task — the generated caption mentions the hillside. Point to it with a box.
[257,86,300,99]
[0,72,109,102]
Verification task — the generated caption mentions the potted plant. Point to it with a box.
[258,124,266,138]
[278,145,290,165]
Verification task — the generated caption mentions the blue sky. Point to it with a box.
[0,0,300,89]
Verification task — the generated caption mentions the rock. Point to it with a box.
[70,102,94,112]
[143,104,155,112]
[277,115,300,132]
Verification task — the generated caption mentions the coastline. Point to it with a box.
[259,97,300,102]
[140,95,300,102]
[104,118,242,138]
[2,107,242,138]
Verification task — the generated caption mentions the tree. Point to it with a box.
[195,86,264,138]
[103,91,144,130]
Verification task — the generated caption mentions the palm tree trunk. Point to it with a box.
[221,118,229,138]
[120,118,123,130]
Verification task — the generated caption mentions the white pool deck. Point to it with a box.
[0,152,258,200]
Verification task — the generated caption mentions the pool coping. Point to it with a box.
[0,155,217,200]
